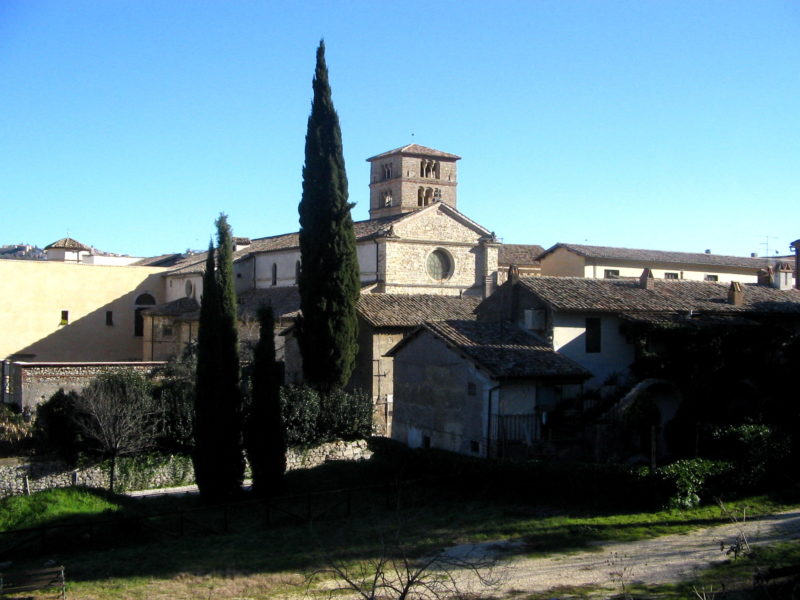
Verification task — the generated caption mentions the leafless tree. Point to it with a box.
[310,525,502,600]
[74,369,158,492]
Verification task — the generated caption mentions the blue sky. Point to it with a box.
[1,1,798,258]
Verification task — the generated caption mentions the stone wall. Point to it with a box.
[7,361,164,410]
[0,439,373,498]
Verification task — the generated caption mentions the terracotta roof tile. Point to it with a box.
[417,320,591,381]
[516,276,800,315]
[357,294,480,327]
[44,237,91,251]
[367,144,461,161]
[144,297,200,319]
[499,244,545,266]
[541,243,773,270]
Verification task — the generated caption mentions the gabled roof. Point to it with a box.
[131,253,187,267]
[44,237,91,251]
[539,243,771,270]
[499,244,545,266]
[164,205,493,277]
[357,294,480,328]
[143,297,200,319]
[514,276,800,315]
[389,320,590,382]
[366,144,461,162]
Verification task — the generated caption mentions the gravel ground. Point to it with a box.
[440,508,800,598]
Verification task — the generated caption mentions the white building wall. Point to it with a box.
[83,255,142,266]
[581,260,759,283]
[165,275,203,302]
[551,313,634,388]
[254,250,301,288]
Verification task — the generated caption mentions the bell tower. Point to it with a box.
[366,144,461,219]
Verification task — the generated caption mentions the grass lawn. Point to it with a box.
[1,453,797,599]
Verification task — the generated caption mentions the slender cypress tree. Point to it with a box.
[193,242,221,498]
[244,306,286,496]
[193,215,245,501]
[298,40,360,393]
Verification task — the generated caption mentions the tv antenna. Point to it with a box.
[757,235,778,256]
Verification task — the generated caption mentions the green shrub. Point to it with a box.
[280,386,372,447]
[0,404,33,455]
[707,424,790,490]
[33,390,86,464]
[280,386,321,446]
[112,453,195,492]
[655,458,733,509]
[319,388,373,442]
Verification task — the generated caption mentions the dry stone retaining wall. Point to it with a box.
[0,439,372,497]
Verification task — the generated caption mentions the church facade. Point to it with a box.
[141,144,501,433]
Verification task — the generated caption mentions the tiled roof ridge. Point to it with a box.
[44,237,91,251]
[514,275,800,315]
[419,319,590,380]
[541,242,772,269]
[366,144,461,161]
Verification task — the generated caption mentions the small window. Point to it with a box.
[162,323,174,337]
[271,263,278,286]
[105,311,113,326]
[470,440,480,454]
[185,280,194,298]
[467,382,477,396]
[604,270,620,279]
[295,260,301,284]
[60,310,69,325]
[422,435,431,449]
[704,274,719,282]
[585,317,601,353]
[664,272,679,280]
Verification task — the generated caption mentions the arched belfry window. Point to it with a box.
[418,187,424,207]
[271,263,278,286]
[134,293,156,337]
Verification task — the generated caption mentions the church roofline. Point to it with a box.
[366,144,461,162]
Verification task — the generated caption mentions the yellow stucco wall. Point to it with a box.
[0,260,166,361]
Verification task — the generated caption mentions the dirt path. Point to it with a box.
[440,508,800,598]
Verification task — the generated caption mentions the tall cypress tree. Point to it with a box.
[244,306,286,496]
[194,242,221,499]
[193,215,245,501]
[298,40,360,393]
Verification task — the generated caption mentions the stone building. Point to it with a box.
[388,319,589,458]
[142,144,504,431]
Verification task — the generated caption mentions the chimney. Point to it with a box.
[757,268,773,286]
[774,261,793,291]
[639,268,654,289]
[727,281,744,306]
[791,239,800,290]
[508,264,520,284]
[483,275,495,300]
